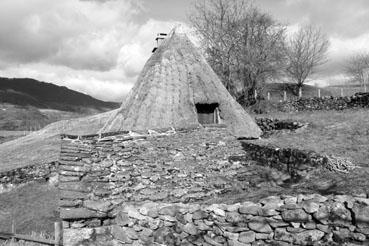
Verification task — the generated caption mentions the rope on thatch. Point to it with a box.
[324,155,358,173]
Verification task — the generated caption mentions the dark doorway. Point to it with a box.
[195,103,219,124]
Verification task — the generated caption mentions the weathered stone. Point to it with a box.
[226,212,243,224]
[111,225,133,243]
[353,203,369,228]
[284,197,297,205]
[224,231,239,241]
[239,231,255,243]
[204,235,223,246]
[84,200,112,213]
[124,227,138,240]
[313,205,330,224]
[239,205,261,215]
[207,204,226,217]
[159,205,179,217]
[124,206,146,220]
[330,202,352,226]
[316,224,330,233]
[351,232,366,241]
[115,211,131,226]
[293,230,325,245]
[63,228,94,246]
[160,215,177,222]
[281,209,310,222]
[59,199,82,207]
[60,208,106,219]
[60,190,87,199]
[302,200,320,214]
[183,223,198,235]
[153,227,175,244]
[266,216,289,228]
[290,222,300,228]
[255,232,273,240]
[148,218,161,230]
[248,217,272,233]
[274,228,293,243]
[302,222,316,229]
[193,210,208,220]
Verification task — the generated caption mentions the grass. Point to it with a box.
[0,109,116,171]
[1,232,52,246]
[0,103,92,131]
[0,131,28,144]
[251,109,369,167]
[0,183,58,236]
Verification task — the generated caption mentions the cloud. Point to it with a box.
[258,0,369,38]
[0,0,140,70]
[0,0,179,102]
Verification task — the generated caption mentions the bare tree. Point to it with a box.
[189,0,286,105]
[344,52,369,87]
[285,24,329,93]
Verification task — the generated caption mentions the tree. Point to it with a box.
[189,0,286,105]
[285,24,329,93]
[344,52,369,88]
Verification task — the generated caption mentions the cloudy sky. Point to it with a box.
[0,0,369,102]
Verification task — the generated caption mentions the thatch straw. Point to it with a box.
[101,27,262,138]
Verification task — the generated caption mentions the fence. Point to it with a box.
[0,221,62,246]
[259,84,368,103]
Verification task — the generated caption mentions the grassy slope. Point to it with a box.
[0,103,108,131]
[252,109,369,167]
[0,110,117,171]
[0,183,58,235]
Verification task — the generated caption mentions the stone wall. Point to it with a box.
[59,126,361,245]
[279,92,369,112]
[241,142,327,179]
[255,118,305,136]
[64,193,369,245]
[0,162,57,193]
[59,126,246,230]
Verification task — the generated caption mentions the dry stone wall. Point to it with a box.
[59,126,246,230]
[255,118,305,136]
[241,142,326,179]
[279,92,369,112]
[63,194,369,245]
[0,162,57,193]
[59,126,366,245]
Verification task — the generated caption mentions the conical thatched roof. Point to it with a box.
[101,27,261,138]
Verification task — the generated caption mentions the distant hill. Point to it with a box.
[0,77,120,131]
[0,77,120,112]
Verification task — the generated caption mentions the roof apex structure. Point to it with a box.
[100,26,262,138]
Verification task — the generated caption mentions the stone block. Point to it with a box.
[60,190,88,199]
[248,217,272,233]
[239,205,261,215]
[60,208,107,219]
[84,200,112,213]
[353,203,369,228]
[239,231,255,243]
[281,209,310,222]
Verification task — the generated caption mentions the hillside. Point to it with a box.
[0,77,119,112]
[0,77,120,130]
[0,109,116,171]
